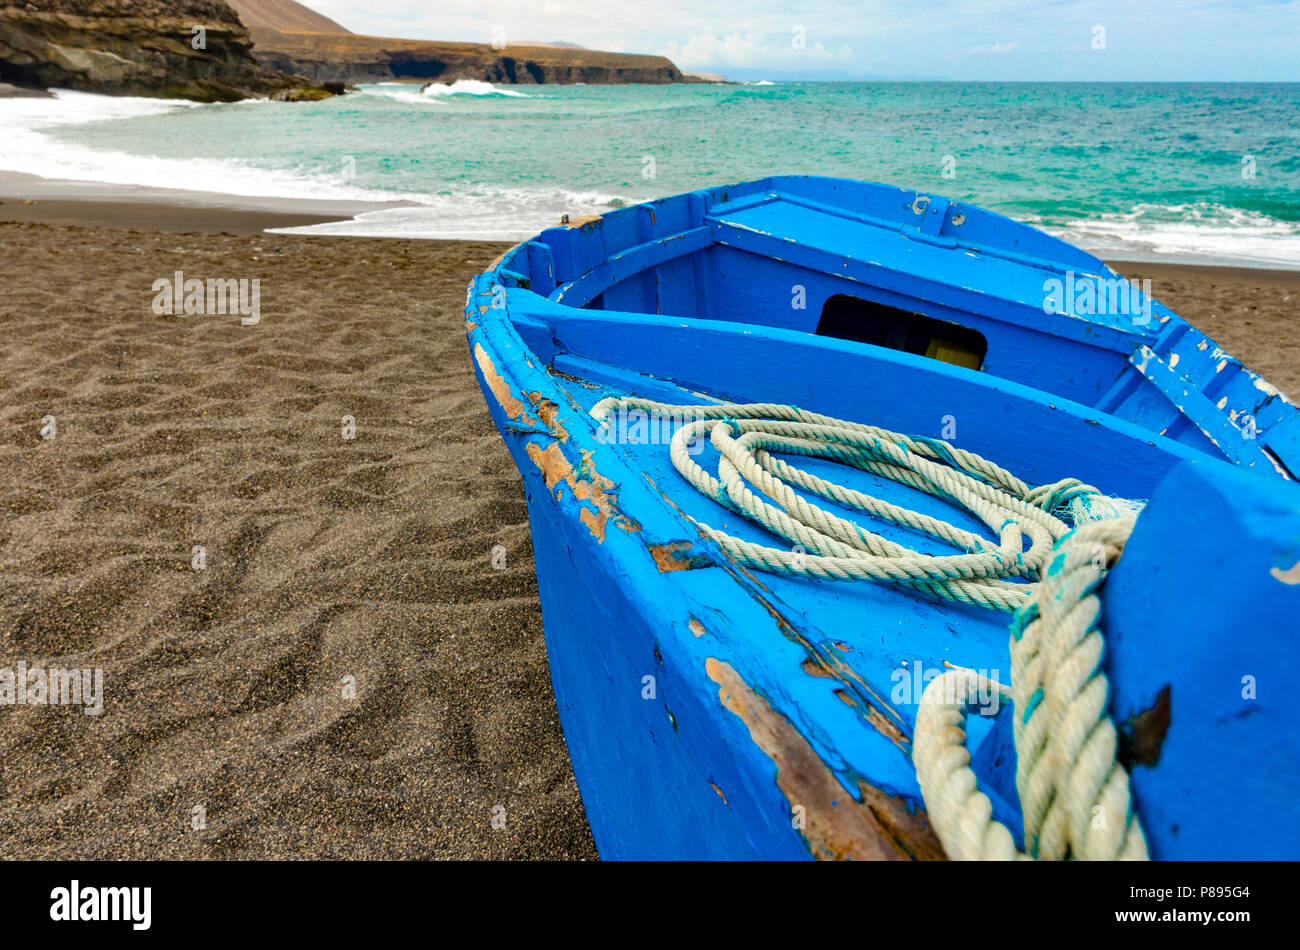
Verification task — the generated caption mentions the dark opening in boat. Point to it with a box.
[817,294,988,370]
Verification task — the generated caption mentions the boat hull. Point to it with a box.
[473,352,945,859]
[465,177,1300,859]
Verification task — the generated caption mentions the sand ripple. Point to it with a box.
[0,223,595,859]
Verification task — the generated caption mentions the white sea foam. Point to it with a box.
[0,89,431,204]
[362,79,534,105]
[420,79,532,98]
[1045,203,1300,268]
[269,187,629,240]
[361,79,527,103]
[361,84,447,105]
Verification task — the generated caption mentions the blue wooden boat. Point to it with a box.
[465,176,1300,860]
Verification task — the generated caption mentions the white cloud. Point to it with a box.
[536,1,584,18]
[662,30,839,70]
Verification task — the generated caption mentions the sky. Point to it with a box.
[302,1,1300,81]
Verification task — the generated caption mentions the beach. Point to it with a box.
[0,209,595,859]
[1113,262,1300,395]
[0,198,1296,860]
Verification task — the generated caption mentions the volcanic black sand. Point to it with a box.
[0,218,596,858]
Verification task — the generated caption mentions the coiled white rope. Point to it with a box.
[591,397,1121,611]
[590,396,1147,860]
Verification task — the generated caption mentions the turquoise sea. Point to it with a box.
[4,80,1299,265]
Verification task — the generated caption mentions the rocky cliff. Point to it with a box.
[247,28,698,85]
[225,0,348,35]
[0,0,333,100]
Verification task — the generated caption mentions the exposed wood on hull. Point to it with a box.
[707,657,945,861]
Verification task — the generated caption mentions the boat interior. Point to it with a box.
[493,176,1297,479]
